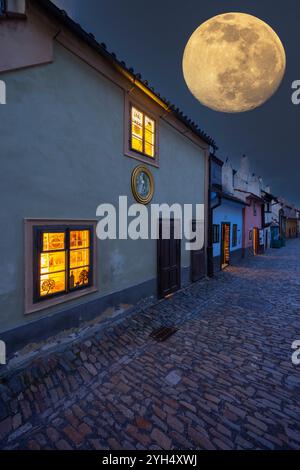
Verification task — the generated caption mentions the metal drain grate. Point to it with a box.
[150,326,178,342]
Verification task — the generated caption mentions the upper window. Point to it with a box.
[124,95,159,167]
[131,106,155,158]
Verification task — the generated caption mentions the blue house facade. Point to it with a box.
[210,156,246,272]
[212,195,245,271]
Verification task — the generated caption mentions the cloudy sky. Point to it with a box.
[53,0,300,205]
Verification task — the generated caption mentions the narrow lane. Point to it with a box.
[1,240,300,450]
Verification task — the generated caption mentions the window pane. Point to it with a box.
[40,271,66,297]
[70,230,89,249]
[43,232,65,251]
[40,251,66,274]
[69,267,90,289]
[145,115,155,133]
[132,123,143,139]
[70,248,89,269]
[145,142,154,157]
[132,135,143,153]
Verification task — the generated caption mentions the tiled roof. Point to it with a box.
[35,0,217,150]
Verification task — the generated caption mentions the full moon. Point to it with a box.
[182,13,286,113]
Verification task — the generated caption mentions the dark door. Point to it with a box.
[191,219,205,281]
[157,219,181,299]
[221,223,230,269]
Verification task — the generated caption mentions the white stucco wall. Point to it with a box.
[0,43,206,332]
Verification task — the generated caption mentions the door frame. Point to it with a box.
[157,218,181,299]
[220,222,231,270]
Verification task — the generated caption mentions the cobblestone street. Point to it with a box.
[1,240,300,450]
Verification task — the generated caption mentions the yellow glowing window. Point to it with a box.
[131,106,155,158]
[35,227,92,301]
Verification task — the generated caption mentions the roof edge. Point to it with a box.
[33,0,217,149]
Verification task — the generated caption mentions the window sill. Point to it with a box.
[124,149,159,168]
[25,286,99,315]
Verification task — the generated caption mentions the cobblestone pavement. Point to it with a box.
[1,240,300,450]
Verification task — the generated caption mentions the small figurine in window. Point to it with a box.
[70,271,74,289]
[79,269,89,285]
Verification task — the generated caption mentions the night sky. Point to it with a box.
[53,0,300,206]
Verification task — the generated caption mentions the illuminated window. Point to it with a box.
[131,106,155,158]
[34,226,93,301]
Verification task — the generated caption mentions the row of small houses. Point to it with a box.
[0,0,299,355]
[210,154,300,275]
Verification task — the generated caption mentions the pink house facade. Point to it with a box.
[242,195,264,256]
[233,156,265,256]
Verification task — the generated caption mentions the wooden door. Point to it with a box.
[221,223,230,269]
[191,219,205,281]
[157,219,181,299]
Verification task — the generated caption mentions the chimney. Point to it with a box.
[239,154,250,177]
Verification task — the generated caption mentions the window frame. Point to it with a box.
[25,219,98,314]
[212,224,220,244]
[124,95,159,167]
